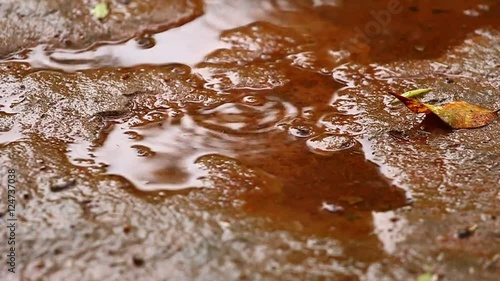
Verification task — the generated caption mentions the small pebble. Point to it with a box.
[457,224,478,239]
[121,73,131,80]
[123,224,132,234]
[132,256,145,267]
[22,192,31,200]
[390,217,400,223]
[50,179,76,192]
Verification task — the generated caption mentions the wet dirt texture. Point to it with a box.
[0,0,499,280]
[0,0,203,57]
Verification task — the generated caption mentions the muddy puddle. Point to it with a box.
[1,0,499,280]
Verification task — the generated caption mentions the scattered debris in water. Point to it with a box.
[321,202,344,213]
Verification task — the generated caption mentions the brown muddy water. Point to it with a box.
[1,0,499,280]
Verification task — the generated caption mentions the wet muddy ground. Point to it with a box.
[0,0,499,280]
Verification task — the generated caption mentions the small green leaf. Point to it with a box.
[392,88,431,103]
[91,2,109,20]
[417,272,432,281]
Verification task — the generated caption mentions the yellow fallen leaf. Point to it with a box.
[389,92,498,129]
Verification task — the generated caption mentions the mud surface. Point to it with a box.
[0,1,499,280]
[0,0,203,57]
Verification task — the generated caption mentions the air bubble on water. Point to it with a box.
[135,35,156,49]
[288,124,314,138]
[306,134,356,155]
[242,95,265,106]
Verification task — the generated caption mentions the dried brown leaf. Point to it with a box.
[389,92,498,129]
[389,92,431,113]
